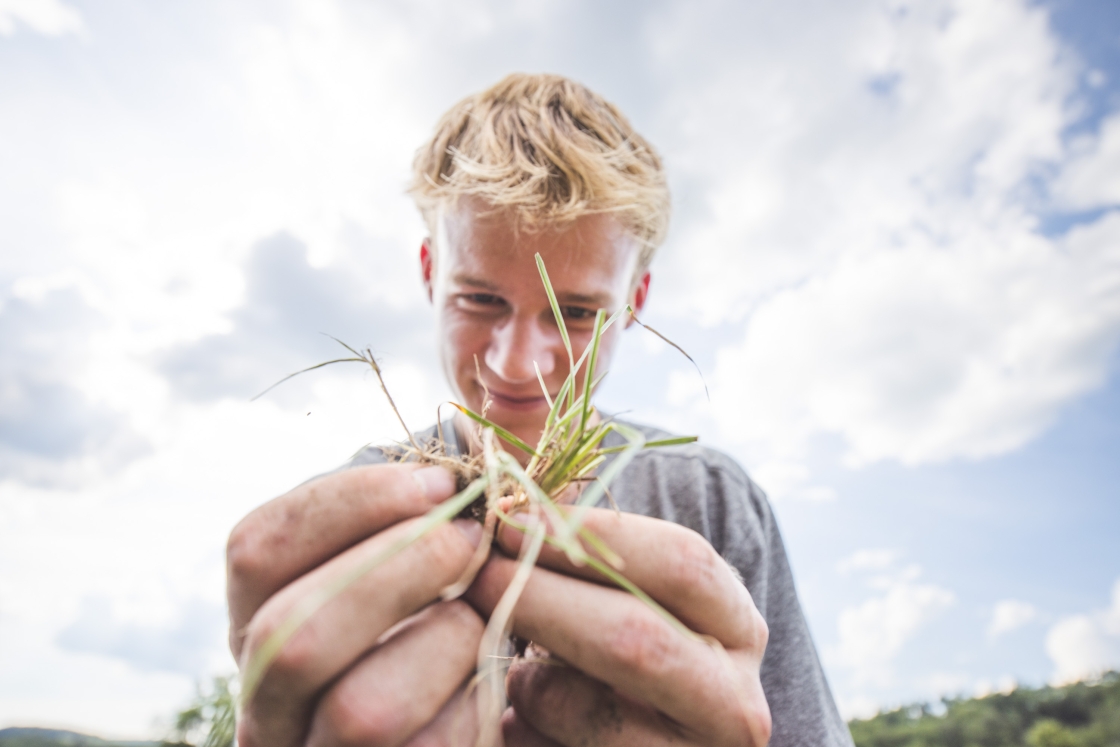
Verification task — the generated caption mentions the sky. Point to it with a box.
[0,0,1118,739]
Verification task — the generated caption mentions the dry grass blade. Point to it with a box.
[627,312,710,401]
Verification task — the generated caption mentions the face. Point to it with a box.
[421,198,650,454]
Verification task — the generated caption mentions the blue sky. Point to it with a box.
[1,0,1118,738]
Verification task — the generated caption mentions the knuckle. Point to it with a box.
[242,612,319,690]
[226,517,265,584]
[317,683,406,747]
[439,599,486,636]
[509,663,572,723]
[724,706,772,747]
[663,528,723,596]
[720,677,772,746]
[742,699,773,746]
[752,609,770,651]
[235,719,258,747]
[757,706,774,745]
[416,523,472,575]
[609,608,675,678]
[358,464,411,505]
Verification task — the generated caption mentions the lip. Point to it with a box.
[486,389,550,412]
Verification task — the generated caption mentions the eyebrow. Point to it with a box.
[451,273,501,291]
[556,291,613,307]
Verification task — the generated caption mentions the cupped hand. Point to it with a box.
[466,507,772,747]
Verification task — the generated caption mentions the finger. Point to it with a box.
[238,516,483,747]
[228,464,456,657]
[402,685,480,747]
[467,556,769,745]
[495,507,758,648]
[502,707,564,747]
[506,652,690,747]
[306,600,484,747]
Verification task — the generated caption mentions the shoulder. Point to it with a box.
[604,419,775,563]
[616,420,754,491]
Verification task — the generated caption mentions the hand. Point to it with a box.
[227,463,487,747]
[466,507,772,747]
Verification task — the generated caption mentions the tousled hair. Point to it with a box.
[410,73,670,270]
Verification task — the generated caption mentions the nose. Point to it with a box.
[484,313,558,385]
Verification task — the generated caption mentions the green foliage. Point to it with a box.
[849,672,1120,747]
[0,727,165,746]
[166,676,235,747]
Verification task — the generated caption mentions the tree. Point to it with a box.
[166,675,235,747]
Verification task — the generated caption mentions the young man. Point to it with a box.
[227,74,853,747]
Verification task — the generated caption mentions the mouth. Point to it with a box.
[486,389,550,412]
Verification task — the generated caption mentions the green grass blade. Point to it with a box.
[535,253,573,374]
[564,304,628,389]
[579,309,606,440]
[557,421,645,544]
[540,375,573,440]
[533,361,553,410]
[450,403,540,457]
[494,451,586,565]
[597,435,699,455]
[577,525,623,570]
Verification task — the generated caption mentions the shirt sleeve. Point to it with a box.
[612,446,854,747]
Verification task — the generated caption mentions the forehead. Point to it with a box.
[436,199,639,294]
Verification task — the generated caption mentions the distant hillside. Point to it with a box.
[6,673,1119,746]
[850,672,1120,747]
[0,727,170,747]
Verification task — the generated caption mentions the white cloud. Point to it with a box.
[1046,578,1120,684]
[835,576,955,687]
[0,0,82,37]
[708,215,1120,468]
[830,554,955,687]
[56,597,227,677]
[1054,112,1120,210]
[837,548,899,575]
[988,599,1037,639]
[651,0,1120,472]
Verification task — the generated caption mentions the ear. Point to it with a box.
[627,271,651,324]
[420,238,435,303]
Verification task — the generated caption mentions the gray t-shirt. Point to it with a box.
[346,419,853,747]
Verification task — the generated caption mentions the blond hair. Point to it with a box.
[410,73,670,269]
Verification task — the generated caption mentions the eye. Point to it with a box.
[464,293,503,306]
[454,292,508,315]
[562,306,598,322]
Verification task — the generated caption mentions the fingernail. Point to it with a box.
[452,518,484,548]
[510,512,537,530]
[412,466,455,503]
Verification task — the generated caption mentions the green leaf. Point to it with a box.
[451,403,540,457]
[598,435,699,455]
[535,253,573,373]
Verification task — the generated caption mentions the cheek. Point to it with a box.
[438,310,492,369]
